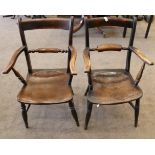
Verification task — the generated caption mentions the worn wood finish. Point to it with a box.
[68,46,77,75]
[3,17,79,128]
[83,48,91,73]
[83,17,153,129]
[90,44,123,52]
[20,18,70,31]
[18,69,73,104]
[96,43,122,52]
[87,69,143,105]
[86,17,134,29]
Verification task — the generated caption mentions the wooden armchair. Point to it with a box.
[83,17,154,130]
[2,17,79,128]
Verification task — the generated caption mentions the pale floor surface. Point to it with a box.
[0,16,155,138]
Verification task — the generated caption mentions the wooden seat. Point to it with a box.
[88,69,143,105]
[83,17,154,129]
[18,69,73,104]
[3,17,79,128]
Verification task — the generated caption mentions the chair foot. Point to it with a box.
[134,99,140,127]
[84,101,93,130]
[21,104,29,128]
[69,100,79,126]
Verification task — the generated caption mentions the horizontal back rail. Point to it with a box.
[28,48,68,53]
[86,17,134,29]
[19,18,71,31]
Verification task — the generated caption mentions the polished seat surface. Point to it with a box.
[87,69,143,104]
[18,69,73,104]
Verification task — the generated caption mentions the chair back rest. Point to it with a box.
[18,17,74,73]
[85,16,137,71]
[19,18,70,31]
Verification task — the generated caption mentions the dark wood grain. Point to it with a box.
[20,18,70,31]
[18,69,73,104]
[90,43,123,52]
[86,17,133,29]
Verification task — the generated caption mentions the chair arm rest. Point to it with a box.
[129,46,154,65]
[83,48,91,73]
[2,46,26,74]
[69,46,77,75]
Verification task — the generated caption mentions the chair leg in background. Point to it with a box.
[145,15,153,38]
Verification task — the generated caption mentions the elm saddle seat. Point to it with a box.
[18,69,73,104]
[88,69,143,105]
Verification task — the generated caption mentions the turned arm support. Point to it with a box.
[2,46,26,74]
[68,46,77,75]
[129,47,154,86]
[134,63,145,86]
[12,68,27,85]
